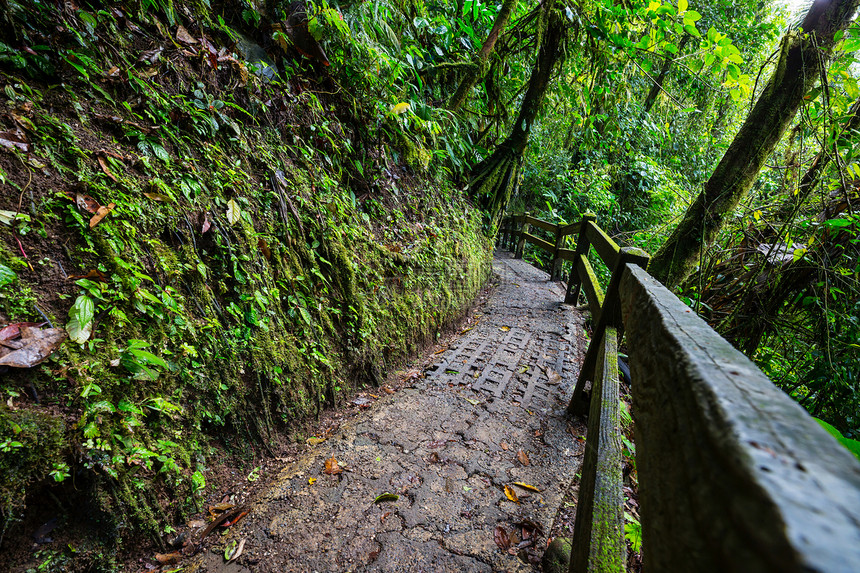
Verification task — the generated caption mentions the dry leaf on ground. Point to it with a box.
[89,203,115,228]
[494,525,511,550]
[155,552,181,565]
[517,450,530,466]
[503,485,520,503]
[0,326,66,368]
[176,25,198,44]
[324,456,342,475]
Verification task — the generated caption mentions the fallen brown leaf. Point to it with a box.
[67,269,107,282]
[0,128,29,152]
[512,481,541,493]
[517,450,530,466]
[89,203,115,228]
[97,155,117,182]
[227,537,246,563]
[176,25,198,44]
[546,368,562,385]
[208,502,235,516]
[324,456,342,475]
[494,525,510,551]
[76,192,101,214]
[155,552,181,565]
[500,441,510,451]
[0,326,66,368]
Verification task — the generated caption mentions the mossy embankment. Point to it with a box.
[0,1,491,568]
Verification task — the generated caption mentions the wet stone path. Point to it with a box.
[191,252,586,572]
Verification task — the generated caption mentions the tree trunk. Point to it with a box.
[468,5,566,225]
[641,36,690,114]
[649,0,860,288]
[448,0,518,112]
[730,189,858,354]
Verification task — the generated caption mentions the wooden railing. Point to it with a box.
[499,213,860,573]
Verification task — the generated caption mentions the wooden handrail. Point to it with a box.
[497,212,860,573]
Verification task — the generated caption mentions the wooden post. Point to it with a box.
[565,214,596,304]
[504,215,515,250]
[515,214,530,259]
[569,326,626,573]
[569,246,650,416]
[499,217,509,250]
[550,222,564,281]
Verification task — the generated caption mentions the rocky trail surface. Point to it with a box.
[186,253,587,572]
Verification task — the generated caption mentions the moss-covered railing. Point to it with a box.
[499,213,860,573]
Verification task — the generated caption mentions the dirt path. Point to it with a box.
[189,252,586,572]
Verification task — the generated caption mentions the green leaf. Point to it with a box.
[843,37,860,52]
[227,198,242,226]
[0,263,16,286]
[129,348,168,369]
[684,10,701,22]
[814,418,860,461]
[678,0,687,13]
[67,294,94,344]
[683,23,701,38]
[374,492,399,503]
[823,218,853,228]
[0,210,30,226]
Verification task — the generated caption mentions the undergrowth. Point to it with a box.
[0,0,491,567]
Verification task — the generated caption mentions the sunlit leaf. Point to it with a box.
[227,198,242,226]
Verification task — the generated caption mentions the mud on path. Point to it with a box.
[188,253,587,572]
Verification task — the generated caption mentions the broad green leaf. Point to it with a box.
[227,198,242,226]
[683,23,701,38]
[823,218,853,228]
[0,263,16,286]
[678,0,687,13]
[684,10,701,22]
[129,348,168,369]
[67,294,94,344]
[0,210,30,226]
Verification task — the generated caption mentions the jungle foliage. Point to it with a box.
[1,0,860,567]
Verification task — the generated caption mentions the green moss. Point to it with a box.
[0,407,66,519]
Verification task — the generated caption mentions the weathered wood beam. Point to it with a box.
[523,233,555,254]
[620,263,860,572]
[570,326,626,573]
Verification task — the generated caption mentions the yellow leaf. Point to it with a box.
[306,436,326,446]
[753,210,762,221]
[390,102,410,115]
[500,326,511,332]
[227,198,242,226]
[678,0,688,13]
[504,485,520,503]
[513,482,541,493]
[308,477,317,485]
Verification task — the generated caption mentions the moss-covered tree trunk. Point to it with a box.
[469,4,566,225]
[649,0,860,287]
[448,0,518,112]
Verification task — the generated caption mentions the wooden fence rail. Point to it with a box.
[498,213,860,573]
